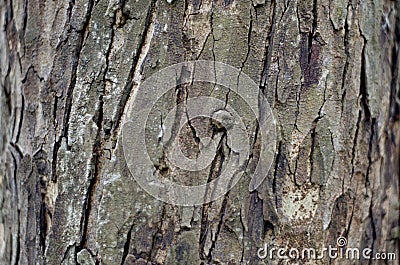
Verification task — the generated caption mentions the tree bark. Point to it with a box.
[0,0,399,264]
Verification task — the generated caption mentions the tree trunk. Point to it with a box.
[0,0,399,264]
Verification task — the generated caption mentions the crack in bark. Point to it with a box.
[120,223,134,265]
[340,3,351,117]
[309,82,327,184]
[60,243,76,265]
[308,0,318,63]
[199,133,227,260]
[348,21,371,191]
[367,197,377,265]
[30,148,55,257]
[15,87,24,145]
[52,0,95,183]
[350,110,362,181]
[77,2,121,254]
[60,0,95,143]
[21,0,27,57]
[260,0,276,91]
[148,205,167,264]
[344,195,355,239]
[111,0,158,141]
[360,35,371,122]
[8,147,21,265]
[272,141,282,208]
[239,207,246,263]
[206,194,229,264]
[389,8,400,124]
[365,118,376,186]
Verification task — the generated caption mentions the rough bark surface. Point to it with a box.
[0,0,399,264]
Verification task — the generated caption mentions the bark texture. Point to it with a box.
[0,0,399,264]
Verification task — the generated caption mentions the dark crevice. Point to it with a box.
[9,143,23,158]
[111,0,158,140]
[308,89,325,181]
[209,1,216,89]
[272,141,282,208]
[148,205,166,263]
[207,194,229,264]
[199,206,209,260]
[308,0,318,63]
[365,118,376,186]
[119,0,126,9]
[389,9,400,125]
[263,219,275,234]
[153,73,188,178]
[77,0,119,250]
[39,201,47,254]
[120,223,134,265]
[390,9,400,240]
[60,243,76,265]
[15,209,21,265]
[274,55,281,106]
[159,77,187,157]
[2,65,12,116]
[367,199,377,265]
[350,110,362,181]
[309,122,317,183]
[16,88,24,144]
[239,207,246,262]
[184,82,201,149]
[340,4,351,116]
[65,0,75,29]
[21,0,28,57]
[32,148,50,255]
[278,1,290,25]
[9,148,21,265]
[51,97,60,182]
[360,37,371,121]
[52,0,95,184]
[240,5,253,74]
[247,120,262,191]
[21,65,45,83]
[344,196,356,239]
[231,4,253,107]
[260,0,276,91]
[328,0,340,31]
[77,156,101,251]
[183,0,190,34]
[62,0,95,142]
[199,133,227,261]
[196,31,211,60]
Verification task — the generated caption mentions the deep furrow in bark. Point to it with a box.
[111,0,158,141]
